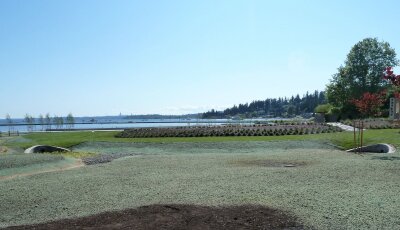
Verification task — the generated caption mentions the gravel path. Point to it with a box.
[82,153,140,165]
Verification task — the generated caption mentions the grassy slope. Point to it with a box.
[0,141,399,229]
[0,154,64,170]
[0,156,77,177]
[5,129,400,150]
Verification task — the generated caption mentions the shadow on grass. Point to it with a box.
[371,156,400,161]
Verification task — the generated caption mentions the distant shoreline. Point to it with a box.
[0,120,248,127]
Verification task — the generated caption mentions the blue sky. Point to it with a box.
[1,0,399,117]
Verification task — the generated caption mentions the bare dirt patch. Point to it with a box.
[232,159,308,168]
[5,204,304,230]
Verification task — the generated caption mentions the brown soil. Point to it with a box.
[6,204,304,230]
[233,159,308,168]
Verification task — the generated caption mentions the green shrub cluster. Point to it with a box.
[116,124,343,138]
[342,118,400,129]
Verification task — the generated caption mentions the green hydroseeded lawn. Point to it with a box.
[0,141,399,229]
[0,154,64,170]
[0,155,77,177]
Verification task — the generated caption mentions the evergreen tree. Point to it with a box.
[202,91,326,118]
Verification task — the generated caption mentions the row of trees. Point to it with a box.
[5,113,75,132]
[202,91,326,119]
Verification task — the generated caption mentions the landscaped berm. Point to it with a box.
[1,130,400,229]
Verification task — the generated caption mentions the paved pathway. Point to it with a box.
[327,122,361,131]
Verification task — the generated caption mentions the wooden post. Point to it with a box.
[360,120,363,151]
[353,120,356,150]
[357,120,361,153]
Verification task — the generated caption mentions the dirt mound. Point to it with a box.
[6,204,304,230]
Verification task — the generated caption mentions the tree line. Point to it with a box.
[202,91,326,119]
[204,38,399,121]
[4,113,75,132]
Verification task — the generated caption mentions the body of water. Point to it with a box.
[0,118,280,133]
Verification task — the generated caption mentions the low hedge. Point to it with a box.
[116,124,343,138]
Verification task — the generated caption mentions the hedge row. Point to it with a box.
[341,119,400,129]
[116,124,343,138]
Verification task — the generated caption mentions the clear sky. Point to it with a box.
[1,0,399,118]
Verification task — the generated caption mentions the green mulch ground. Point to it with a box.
[0,154,64,170]
[0,155,77,178]
[0,140,399,229]
[1,130,400,229]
